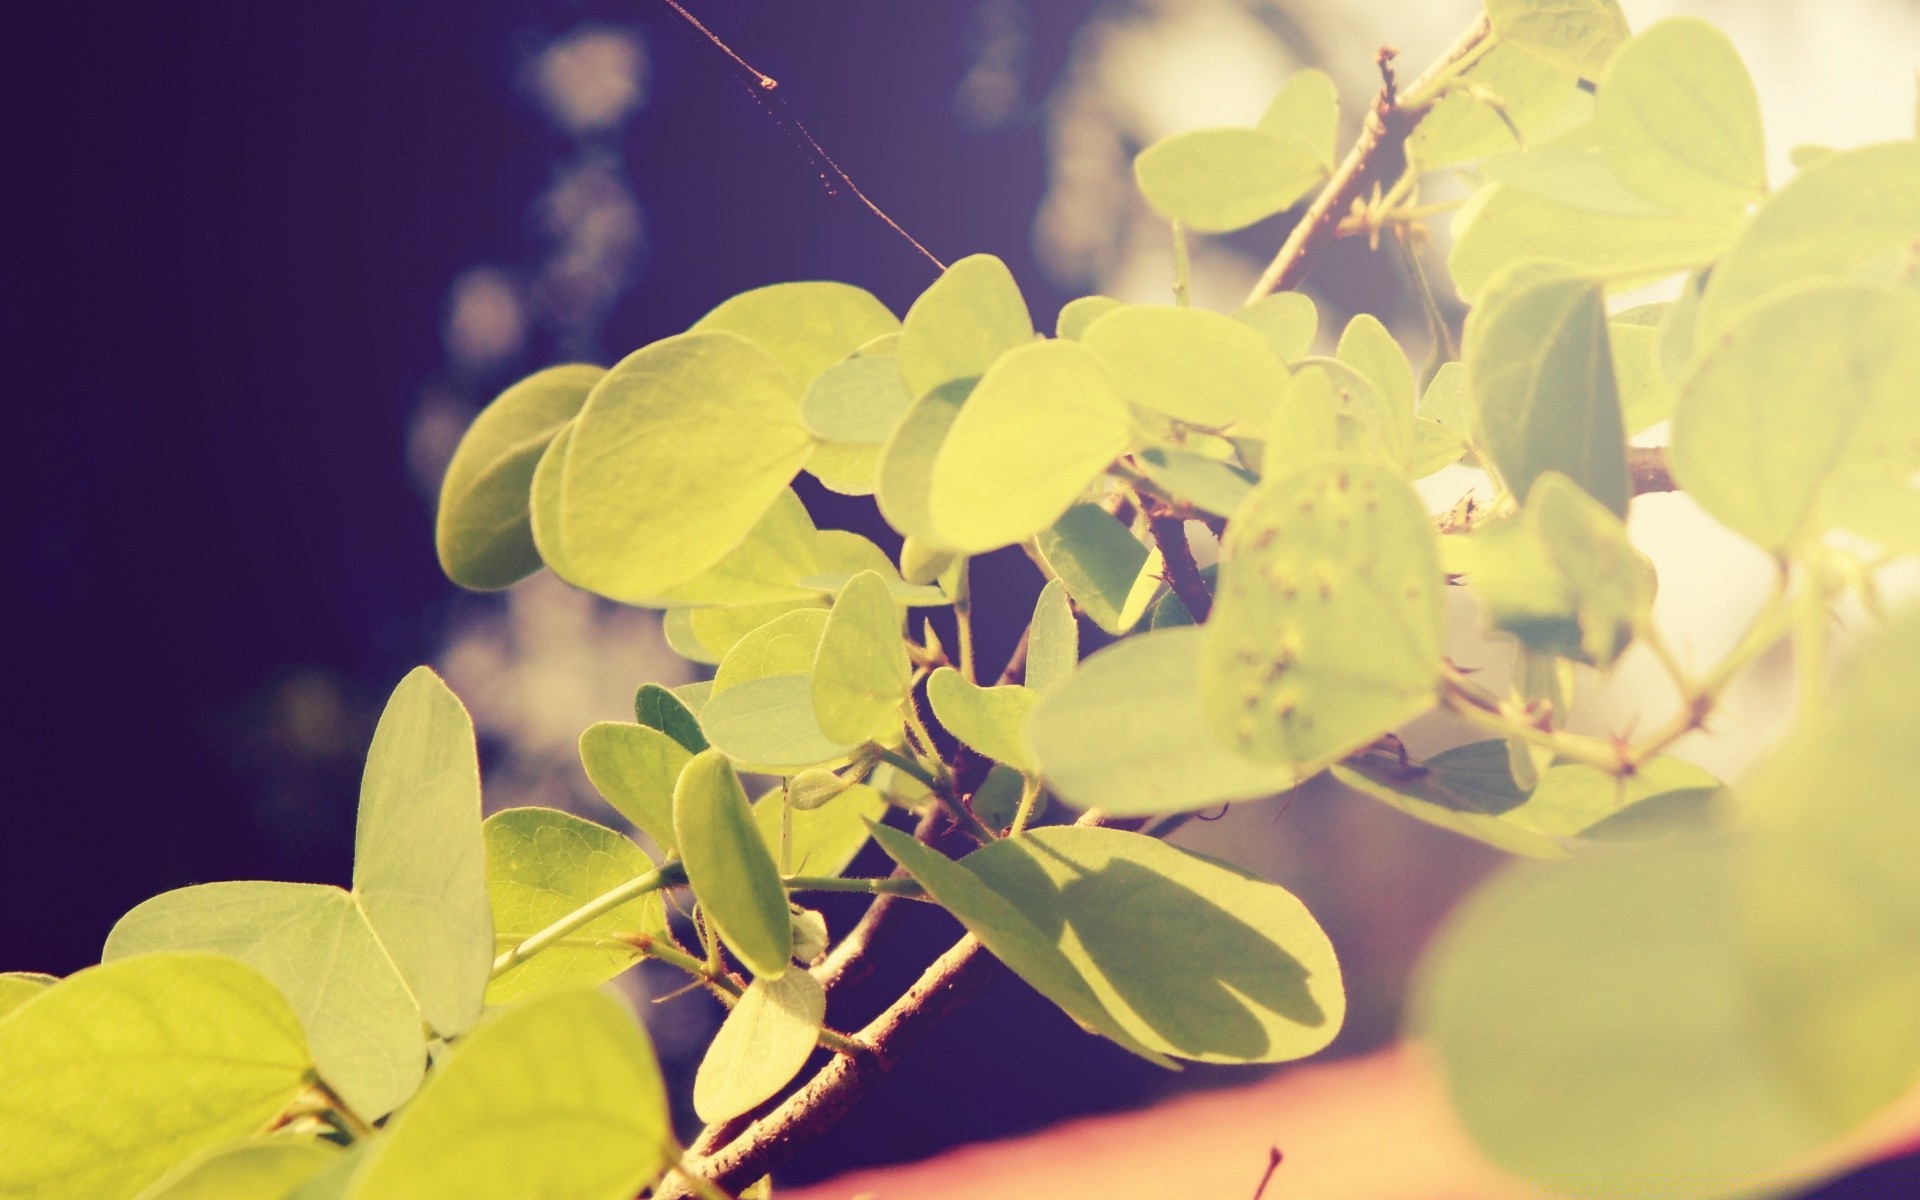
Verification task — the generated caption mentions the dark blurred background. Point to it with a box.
[5,1,1917,1192]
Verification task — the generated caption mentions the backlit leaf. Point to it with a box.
[927,667,1040,774]
[897,254,1033,399]
[1025,579,1079,694]
[929,340,1132,552]
[483,807,666,1004]
[1464,264,1629,515]
[1694,140,1920,342]
[1136,448,1255,519]
[1596,18,1767,211]
[965,827,1343,1062]
[866,823,1172,1066]
[104,882,424,1120]
[1671,280,1920,552]
[1407,43,1579,170]
[554,332,815,602]
[813,570,910,743]
[1233,292,1318,361]
[691,281,899,391]
[1031,627,1299,816]
[1134,128,1324,233]
[799,355,914,445]
[0,953,312,1200]
[351,990,671,1200]
[352,667,491,1037]
[1201,459,1444,769]
[876,383,969,549]
[751,782,888,879]
[579,722,693,852]
[1083,305,1291,429]
[1611,321,1677,432]
[688,599,827,663]
[1486,0,1629,79]
[1257,69,1339,169]
[139,1139,339,1200]
[693,971,826,1123]
[436,364,601,591]
[713,608,832,696]
[1056,295,1123,341]
[1335,313,1416,463]
[700,674,859,775]
[0,973,51,1019]
[1033,503,1158,635]
[674,750,795,978]
[648,490,821,607]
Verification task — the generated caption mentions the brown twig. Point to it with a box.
[1629,446,1676,495]
[1245,16,1493,304]
[1143,499,1212,623]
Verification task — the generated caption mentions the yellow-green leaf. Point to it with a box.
[351,990,671,1200]
[1134,128,1324,233]
[1025,578,1078,694]
[1033,503,1157,635]
[483,807,666,1004]
[693,971,826,1123]
[929,340,1132,552]
[700,673,859,775]
[579,721,693,851]
[897,254,1033,399]
[713,608,832,697]
[1486,0,1629,79]
[138,1139,339,1200]
[352,667,491,1037]
[812,569,909,744]
[436,364,602,591]
[674,750,794,978]
[1257,69,1339,169]
[1083,305,1291,429]
[0,953,312,1200]
[1596,18,1767,211]
[927,667,1040,774]
[691,281,899,391]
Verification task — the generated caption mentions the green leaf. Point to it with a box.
[1134,128,1324,233]
[1595,18,1767,211]
[1449,519,1585,660]
[0,953,312,1200]
[1416,840,1840,1198]
[483,807,666,1004]
[1335,313,1415,463]
[351,990,671,1200]
[691,281,900,391]
[528,419,579,579]
[579,722,693,851]
[928,340,1133,552]
[1611,321,1677,432]
[700,674,859,775]
[0,973,52,1020]
[1418,360,1472,437]
[693,971,826,1123]
[805,439,882,496]
[1464,264,1630,515]
[1201,460,1444,769]
[139,1139,339,1200]
[104,882,423,1120]
[1056,295,1123,341]
[897,254,1033,399]
[865,823,1173,1066]
[1526,471,1653,664]
[1740,614,1920,1130]
[799,355,914,445]
[1262,364,1348,472]
[688,599,827,664]
[713,608,832,696]
[812,569,910,743]
[634,682,707,753]
[436,364,601,591]
[662,605,721,664]
[674,750,795,977]
[964,827,1343,1062]
[1031,627,1299,816]
[1025,579,1078,694]
[1083,305,1291,429]
[1233,292,1318,361]
[1695,141,1920,343]
[1481,145,1669,216]
[926,667,1039,773]
[1257,69,1339,169]
[1136,448,1255,518]
[1448,183,1745,302]
[1334,742,1717,856]
[649,489,822,607]
[551,332,815,602]
[969,764,1031,829]
[352,667,491,1037]
[876,382,969,548]
[752,782,888,878]
[1486,0,1629,79]
[1033,503,1156,635]
[1671,280,1920,552]
[1819,476,1920,555]
[1407,44,1579,170]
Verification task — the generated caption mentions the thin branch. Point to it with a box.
[1246,16,1493,304]
[1143,498,1212,623]
[1629,446,1676,494]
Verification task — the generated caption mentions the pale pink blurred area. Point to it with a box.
[785,1044,1920,1200]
